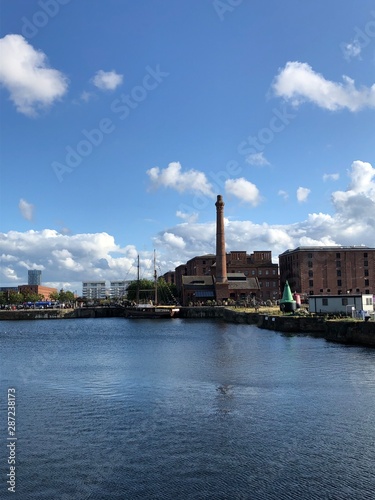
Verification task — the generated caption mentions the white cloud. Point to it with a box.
[92,70,123,90]
[225,178,262,206]
[273,61,375,111]
[323,173,340,182]
[19,198,34,221]
[0,230,142,289]
[147,162,215,197]
[0,34,68,116]
[331,160,375,223]
[80,90,95,102]
[297,187,311,203]
[158,232,186,250]
[246,152,270,166]
[278,190,289,200]
[342,39,362,61]
[176,211,199,223]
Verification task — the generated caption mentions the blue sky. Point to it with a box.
[1,0,375,293]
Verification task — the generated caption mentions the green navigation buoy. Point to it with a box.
[280,280,296,313]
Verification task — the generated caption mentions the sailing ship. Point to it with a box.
[124,253,180,319]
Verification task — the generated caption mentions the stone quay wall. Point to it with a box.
[1,306,374,347]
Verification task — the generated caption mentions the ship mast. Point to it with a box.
[154,249,158,305]
[136,255,140,305]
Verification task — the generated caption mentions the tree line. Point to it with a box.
[0,289,75,305]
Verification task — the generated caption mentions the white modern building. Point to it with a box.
[82,281,107,300]
[109,280,129,298]
[309,294,374,315]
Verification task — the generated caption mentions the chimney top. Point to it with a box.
[215,194,224,206]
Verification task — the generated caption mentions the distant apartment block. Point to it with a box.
[109,280,129,298]
[28,270,42,285]
[82,281,107,299]
[279,246,375,296]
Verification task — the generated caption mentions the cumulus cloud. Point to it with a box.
[273,61,375,111]
[331,160,375,224]
[19,198,34,221]
[225,178,262,206]
[323,173,340,182]
[157,232,186,250]
[297,187,310,203]
[147,162,215,197]
[0,230,143,289]
[246,152,270,166]
[0,34,68,116]
[92,70,123,90]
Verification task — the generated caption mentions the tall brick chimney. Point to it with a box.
[215,194,227,283]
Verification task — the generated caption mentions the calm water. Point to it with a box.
[0,318,375,499]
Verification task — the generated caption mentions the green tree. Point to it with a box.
[9,291,24,304]
[126,279,155,302]
[58,289,75,303]
[50,291,60,302]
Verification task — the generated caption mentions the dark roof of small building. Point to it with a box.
[182,275,214,286]
[227,278,259,290]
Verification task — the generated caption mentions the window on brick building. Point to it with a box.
[364,252,368,258]
[337,280,342,286]
[336,261,341,267]
[308,270,313,277]
[336,253,341,259]
[308,261,313,268]
[365,269,369,276]
[337,270,341,277]
[364,260,368,267]
[309,280,313,287]
[308,253,313,258]
[365,279,369,286]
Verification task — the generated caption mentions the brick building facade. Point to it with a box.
[279,246,375,297]
[18,285,57,300]
[175,251,279,301]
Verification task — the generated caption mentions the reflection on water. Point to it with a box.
[1,318,375,499]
